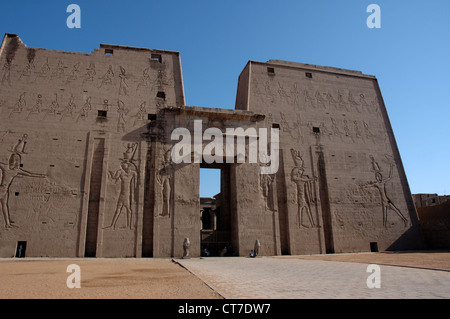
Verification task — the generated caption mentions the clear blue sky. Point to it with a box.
[1,0,449,197]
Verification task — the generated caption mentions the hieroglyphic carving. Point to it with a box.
[77,96,92,122]
[101,99,110,111]
[260,158,275,211]
[343,119,355,143]
[117,100,129,132]
[60,95,76,121]
[290,149,318,228]
[362,121,376,142]
[9,92,26,118]
[133,102,147,126]
[330,117,343,141]
[280,112,302,141]
[362,156,408,227]
[156,148,173,217]
[98,65,114,88]
[348,91,360,113]
[66,62,80,84]
[304,89,315,108]
[105,157,138,230]
[19,56,35,82]
[264,81,275,104]
[277,82,290,104]
[37,58,51,80]
[353,120,363,141]
[52,59,66,80]
[118,66,128,96]
[1,59,11,86]
[44,93,59,119]
[26,94,43,119]
[289,82,301,106]
[83,63,96,83]
[0,136,47,228]
[315,91,326,108]
[137,67,151,90]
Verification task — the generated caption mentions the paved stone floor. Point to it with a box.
[176,256,450,299]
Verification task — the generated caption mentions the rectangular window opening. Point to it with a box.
[156,91,166,100]
[272,123,280,129]
[305,72,312,78]
[148,113,157,121]
[151,54,162,63]
[105,49,114,56]
[267,67,275,75]
[97,110,107,118]
[313,127,320,133]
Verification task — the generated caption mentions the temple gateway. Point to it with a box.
[0,34,425,257]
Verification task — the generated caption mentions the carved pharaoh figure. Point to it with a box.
[0,149,47,228]
[260,157,275,211]
[106,160,138,229]
[363,156,408,227]
[156,149,173,217]
[290,149,318,228]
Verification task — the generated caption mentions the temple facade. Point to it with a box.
[0,34,424,257]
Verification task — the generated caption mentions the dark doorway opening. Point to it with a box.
[199,165,236,257]
[15,241,27,258]
[370,242,379,252]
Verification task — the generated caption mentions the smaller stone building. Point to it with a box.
[413,194,450,249]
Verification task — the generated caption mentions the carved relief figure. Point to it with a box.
[35,58,51,82]
[66,62,80,83]
[19,57,35,81]
[11,134,27,154]
[304,89,315,108]
[52,59,65,79]
[260,159,275,211]
[315,91,326,108]
[117,100,129,132]
[9,92,26,118]
[348,91,360,112]
[363,156,408,227]
[60,95,76,121]
[26,94,43,119]
[83,63,96,83]
[99,65,114,88]
[277,82,290,104]
[118,66,128,96]
[137,66,151,90]
[156,149,173,217]
[290,149,318,228]
[133,102,147,126]
[77,97,92,122]
[44,93,59,118]
[288,82,301,106]
[0,147,47,228]
[330,117,343,141]
[1,59,11,86]
[264,81,275,104]
[280,112,302,141]
[343,119,355,142]
[102,99,110,111]
[106,160,138,229]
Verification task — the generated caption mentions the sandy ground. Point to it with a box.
[0,258,221,299]
[0,250,448,299]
